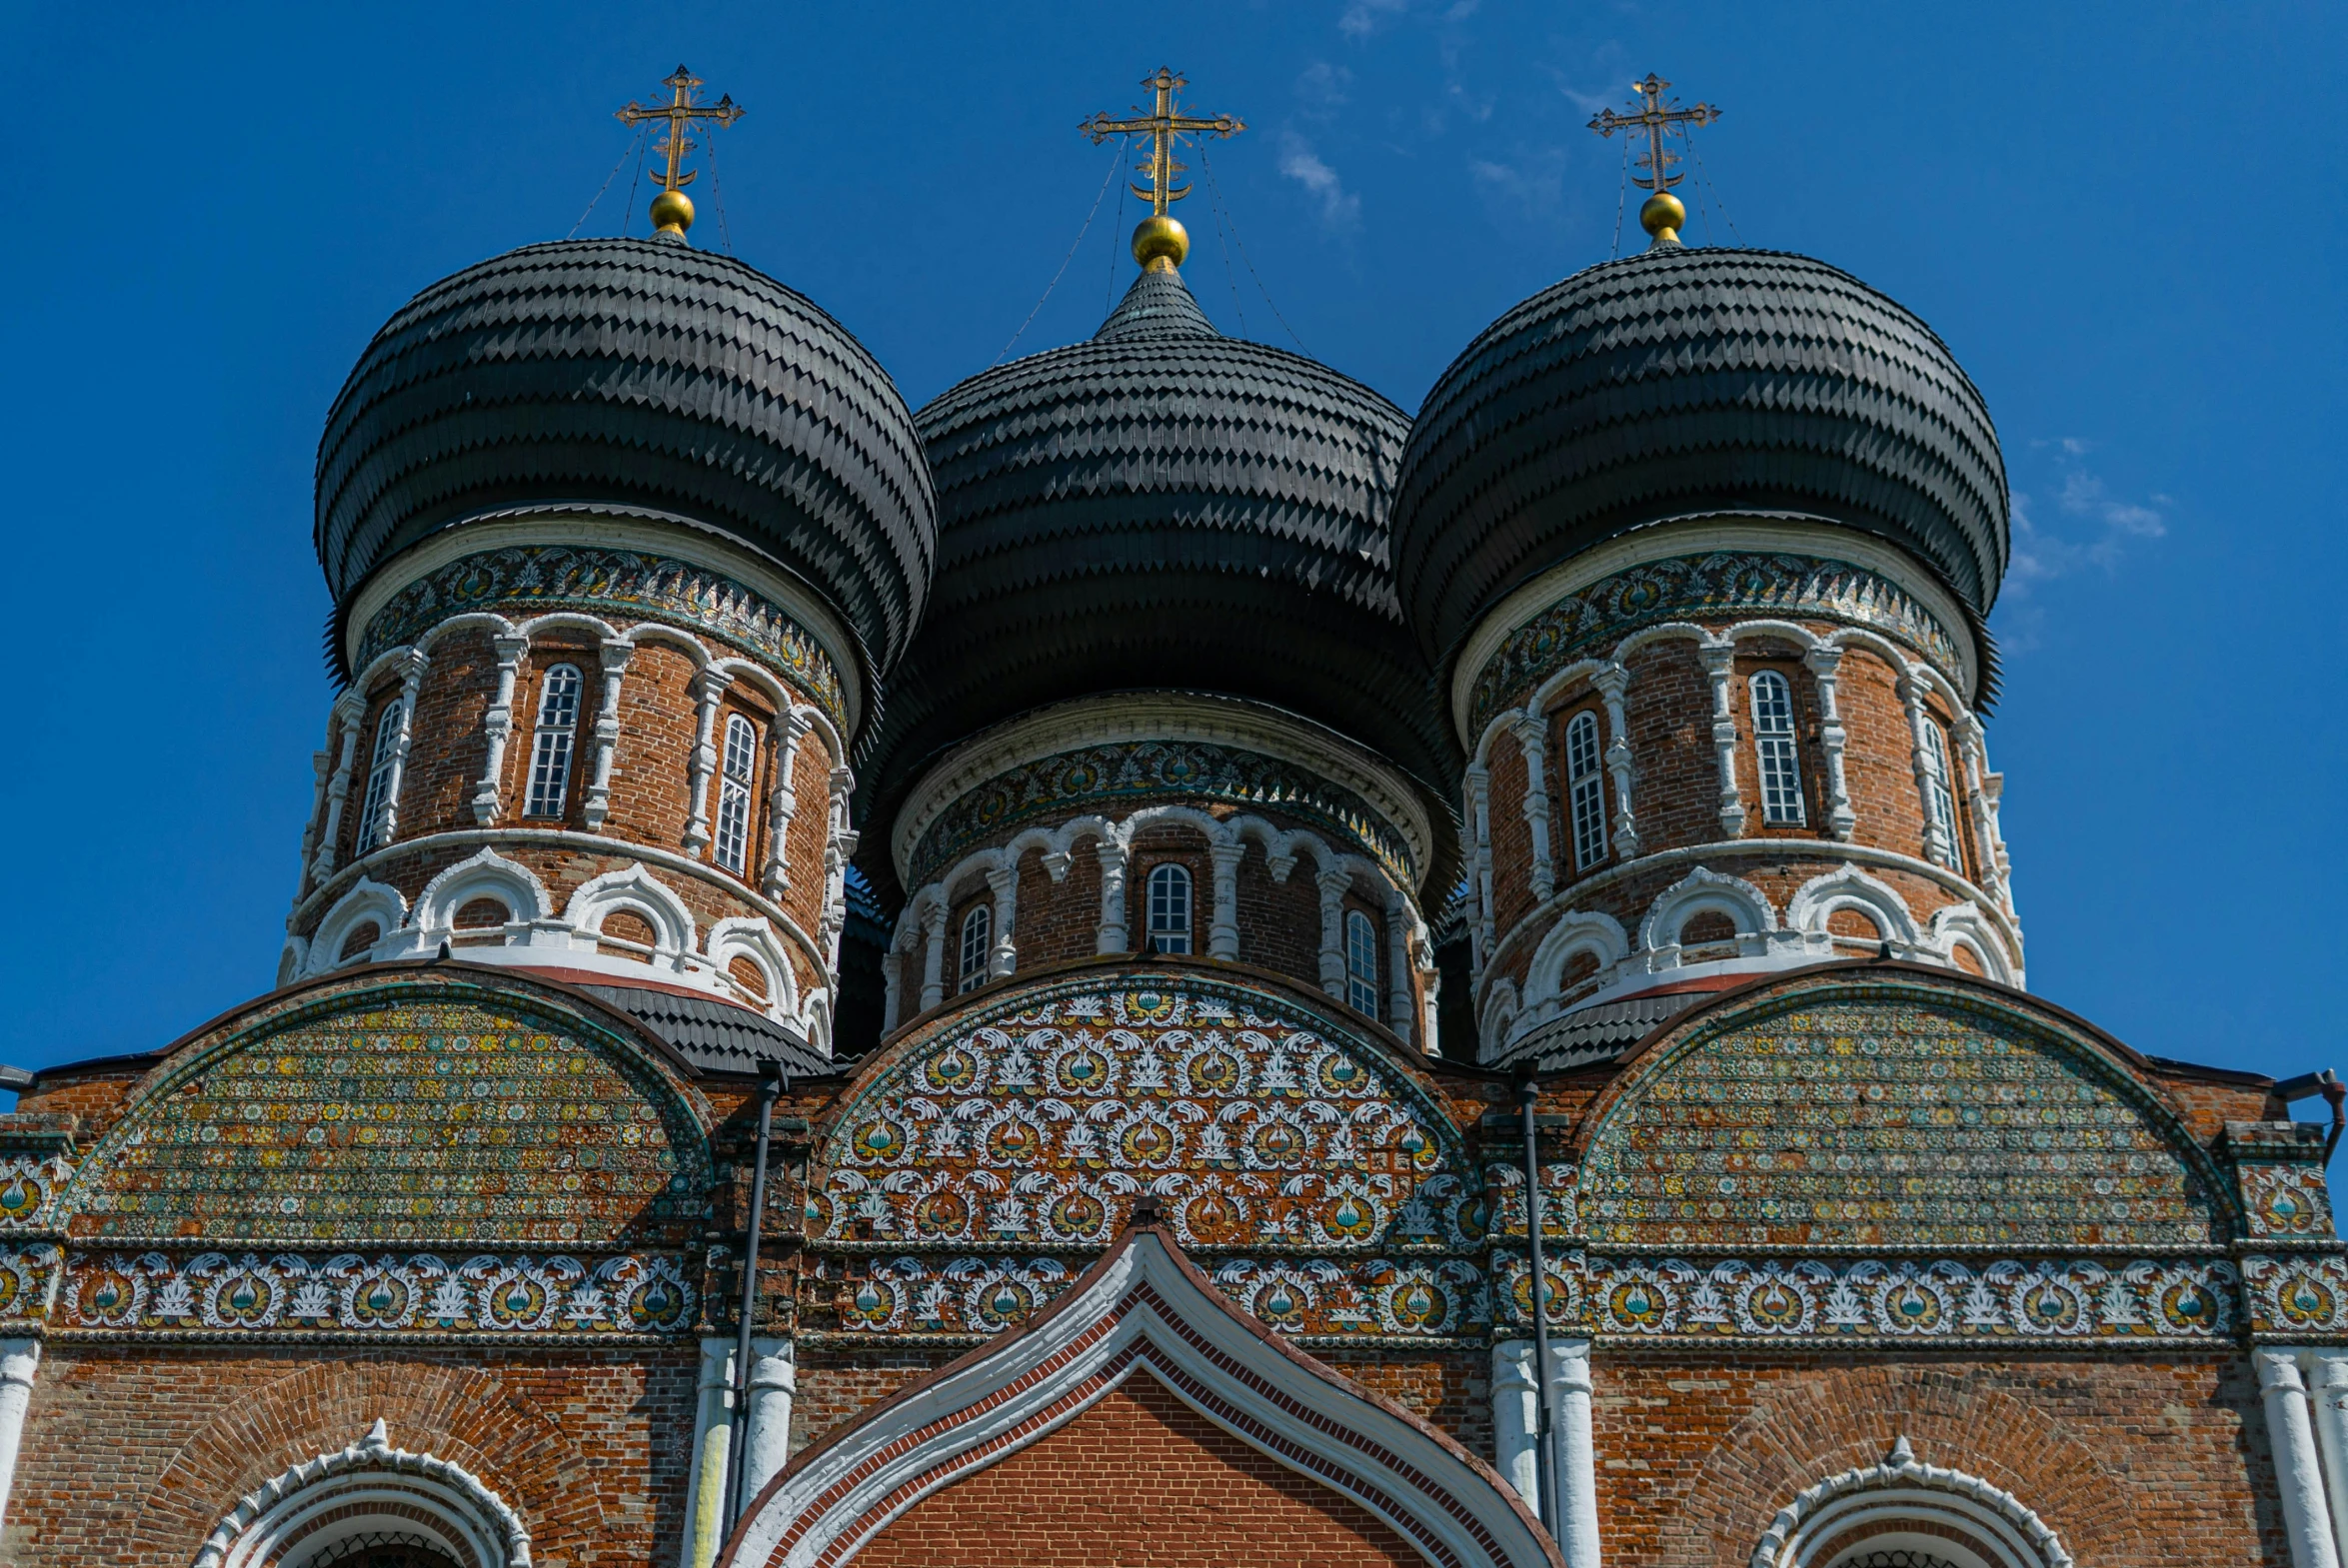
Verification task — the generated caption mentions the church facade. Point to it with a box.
[2,70,2344,1568]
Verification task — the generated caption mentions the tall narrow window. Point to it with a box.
[524,664,582,819]
[1344,908,1379,1015]
[1749,671,1806,825]
[714,713,759,874]
[355,702,404,854]
[958,904,992,992]
[1146,863,1192,954]
[1920,719,1964,870]
[1564,709,1607,870]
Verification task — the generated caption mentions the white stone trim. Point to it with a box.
[1800,645,1857,840]
[472,633,532,825]
[1750,1434,2070,1568]
[723,1225,1557,1568]
[684,669,733,853]
[1637,866,1779,954]
[1592,662,1638,859]
[582,639,635,831]
[1783,864,1923,951]
[412,847,557,940]
[2307,1350,2348,1568]
[564,864,699,968]
[1516,911,1633,1035]
[363,649,431,853]
[0,1337,37,1534]
[762,711,812,899]
[2263,1350,2345,1568]
[193,1419,531,1568]
[888,691,1436,896]
[1930,901,2020,986]
[1450,513,1985,743]
[304,878,412,976]
[1512,715,1557,902]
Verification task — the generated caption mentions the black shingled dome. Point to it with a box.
[858,266,1453,900]
[1392,247,2009,673]
[316,237,937,683]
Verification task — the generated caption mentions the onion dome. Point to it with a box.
[857,264,1451,894]
[316,236,937,680]
[1392,247,2008,669]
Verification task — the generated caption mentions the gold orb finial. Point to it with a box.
[1639,191,1685,248]
[1133,214,1189,273]
[650,188,696,237]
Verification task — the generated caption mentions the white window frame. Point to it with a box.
[1146,862,1192,955]
[1749,670,1806,826]
[1344,908,1378,1014]
[524,663,583,819]
[958,903,992,992]
[1920,718,1963,871]
[355,702,405,854]
[1564,709,1607,871]
[714,713,759,874]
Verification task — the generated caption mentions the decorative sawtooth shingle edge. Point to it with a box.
[315,237,939,682]
[859,268,1453,899]
[1392,247,2010,675]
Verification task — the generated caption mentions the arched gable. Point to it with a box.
[808,965,1488,1343]
[1571,965,2231,1251]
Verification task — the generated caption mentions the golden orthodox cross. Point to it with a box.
[1586,73,1720,193]
[1081,68,1244,215]
[616,65,745,197]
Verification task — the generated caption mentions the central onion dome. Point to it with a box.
[1392,247,2008,671]
[316,236,937,686]
[857,264,1451,897]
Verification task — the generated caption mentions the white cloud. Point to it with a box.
[1279,132,1362,231]
[1338,0,1409,38]
[1295,61,1352,121]
[1468,149,1565,216]
[2005,442,2169,596]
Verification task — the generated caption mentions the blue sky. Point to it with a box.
[3,1,2341,1093]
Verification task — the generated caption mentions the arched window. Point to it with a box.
[356,701,404,854]
[1344,908,1378,1014]
[714,713,760,874]
[958,903,992,992]
[1146,863,1191,954]
[524,663,582,818]
[1919,719,1964,870]
[1564,709,1607,870]
[1749,670,1806,825]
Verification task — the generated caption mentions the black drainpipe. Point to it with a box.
[1517,1068,1558,1532]
[724,1057,785,1527]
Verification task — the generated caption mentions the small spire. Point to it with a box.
[616,65,746,243]
[1588,73,1721,250]
[1082,69,1243,273]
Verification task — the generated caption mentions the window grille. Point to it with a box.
[714,713,759,873]
[356,702,404,854]
[1564,709,1607,870]
[524,664,582,818]
[1749,671,1806,825]
[1920,719,1963,868]
[958,903,992,992]
[1146,863,1192,954]
[1344,908,1379,1014]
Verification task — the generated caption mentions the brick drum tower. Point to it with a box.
[2,68,2344,1568]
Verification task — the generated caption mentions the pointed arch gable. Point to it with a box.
[722,1218,1558,1568]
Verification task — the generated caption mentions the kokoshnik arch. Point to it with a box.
[0,64,2341,1568]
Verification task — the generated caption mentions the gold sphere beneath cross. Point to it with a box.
[1132,214,1189,272]
[1640,191,1685,247]
[651,188,696,236]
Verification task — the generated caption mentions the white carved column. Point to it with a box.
[822,768,857,970]
[680,1336,736,1568]
[1801,645,1857,840]
[1592,662,1638,857]
[1490,1339,1541,1516]
[986,863,1020,978]
[762,711,812,898]
[1418,953,1442,1058]
[1897,670,1956,867]
[737,1336,796,1525]
[1700,644,1745,838]
[881,936,906,1034]
[308,692,369,884]
[2259,1349,2342,1568]
[1384,888,1414,1043]
[918,897,949,1012]
[0,1337,38,1533]
[1546,1338,1602,1568]
[2310,1352,2348,1568]
[1096,838,1131,954]
[683,669,733,852]
[471,632,532,824]
[582,640,634,831]
[1206,842,1243,960]
[1464,762,1495,977]
[293,744,333,905]
[1955,715,2015,912]
[1513,714,1555,903]
[365,649,432,852]
[1315,867,1350,999]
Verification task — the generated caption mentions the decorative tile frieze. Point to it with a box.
[0,1242,59,1321]
[0,1154,73,1231]
[907,739,1416,890]
[357,545,846,730]
[2241,1162,2335,1238]
[2242,1252,2348,1336]
[1467,551,1965,739]
[60,1248,696,1335]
